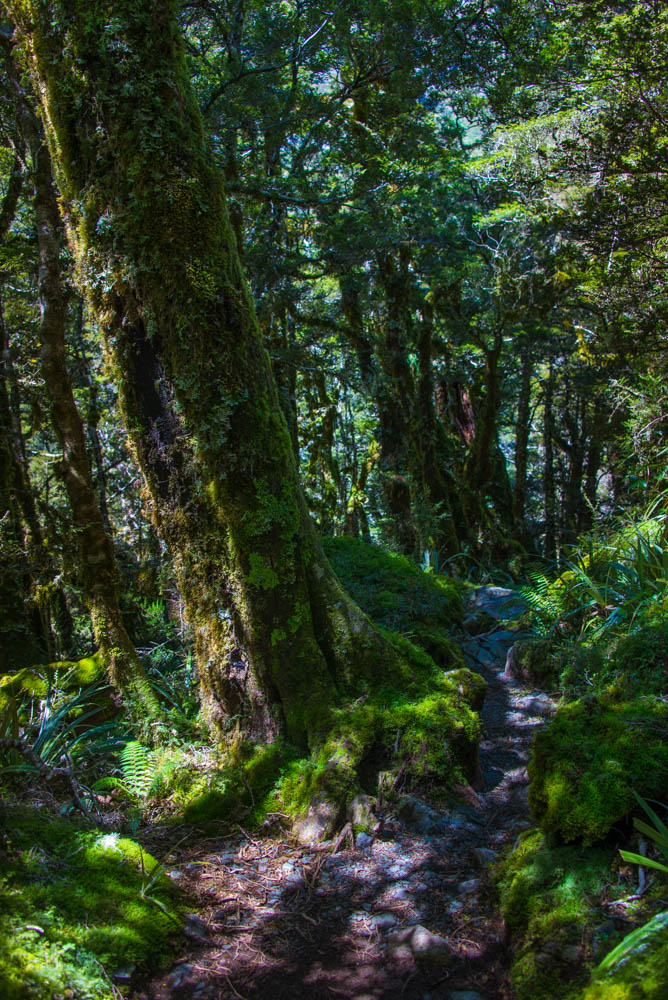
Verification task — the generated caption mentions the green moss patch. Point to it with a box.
[529,691,668,843]
[495,828,618,1000]
[277,667,484,817]
[181,740,297,825]
[322,536,464,665]
[0,806,181,1000]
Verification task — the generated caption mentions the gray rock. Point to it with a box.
[467,586,526,620]
[472,847,498,868]
[112,965,135,982]
[184,913,208,940]
[167,964,195,987]
[457,878,481,894]
[356,831,373,850]
[397,795,448,835]
[369,912,398,930]
[561,945,581,963]
[293,794,340,845]
[388,925,453,964]
[349,793,377,832]
[387,883,413,901]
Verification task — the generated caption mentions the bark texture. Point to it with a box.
[8,0,399,747]
[6,49,157,710]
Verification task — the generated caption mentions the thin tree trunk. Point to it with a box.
[71,298,113,535]
[513,334,533,531]
[543,364,557,561]
[9,0,401,747]
[376,248,416,554]
[6,51,158,712]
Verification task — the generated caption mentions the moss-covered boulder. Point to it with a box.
[495,828,618,1000]
[528,690,668,843]
[0,806,181,1000]
[322,536,464,667]
[575,911,668,1000]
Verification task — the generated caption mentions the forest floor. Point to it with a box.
[133,589,557,1000]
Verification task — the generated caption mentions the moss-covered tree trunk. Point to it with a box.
[29,122,158,713]
[8,0,398,747]
[375,248,416,555]
[543,364,557,561]
[513,333,533,535]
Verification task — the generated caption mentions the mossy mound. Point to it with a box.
[495,828,618,1000]
[0,651,106,709]
[0,806,181,1000]
[574,911,668,1000]
[528,690,668,844]
[181,739,297,825]
[322,536,464,666]
[179,666,485,835]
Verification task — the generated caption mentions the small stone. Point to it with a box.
[293,795,340,845]
[356,831,373,850]
[388,925,453,964]
[387,883,412,900]
[112,965,135,982]
[387,943,414,962]
[472,848,498,869]
[457,878,481,894]
[168,964,194,987]
[561,945,581,963]
[369,912,398,930]
[184,914,208,940]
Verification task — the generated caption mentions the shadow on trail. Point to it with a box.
[137,587,555,1000]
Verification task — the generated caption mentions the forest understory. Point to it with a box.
[2,1,668,999]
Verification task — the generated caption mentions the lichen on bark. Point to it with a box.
[7,0,405,751]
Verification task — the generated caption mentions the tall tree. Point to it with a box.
[6,0,401,748]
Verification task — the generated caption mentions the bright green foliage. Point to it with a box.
[574,911,668,1000]
[495,828,618,1000]
[0,806,180,1000]
[619,792,668,877]
[529,691,668,844]
[323,537,464,664]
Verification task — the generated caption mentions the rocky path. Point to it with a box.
[135,588,557,1000]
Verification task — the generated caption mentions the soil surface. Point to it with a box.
[133,588,557,1000]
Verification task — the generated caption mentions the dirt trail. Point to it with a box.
[135,588,556,1000]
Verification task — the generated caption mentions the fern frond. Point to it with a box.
[120,741,155,800]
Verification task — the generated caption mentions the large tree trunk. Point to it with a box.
[9,0,399,747]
